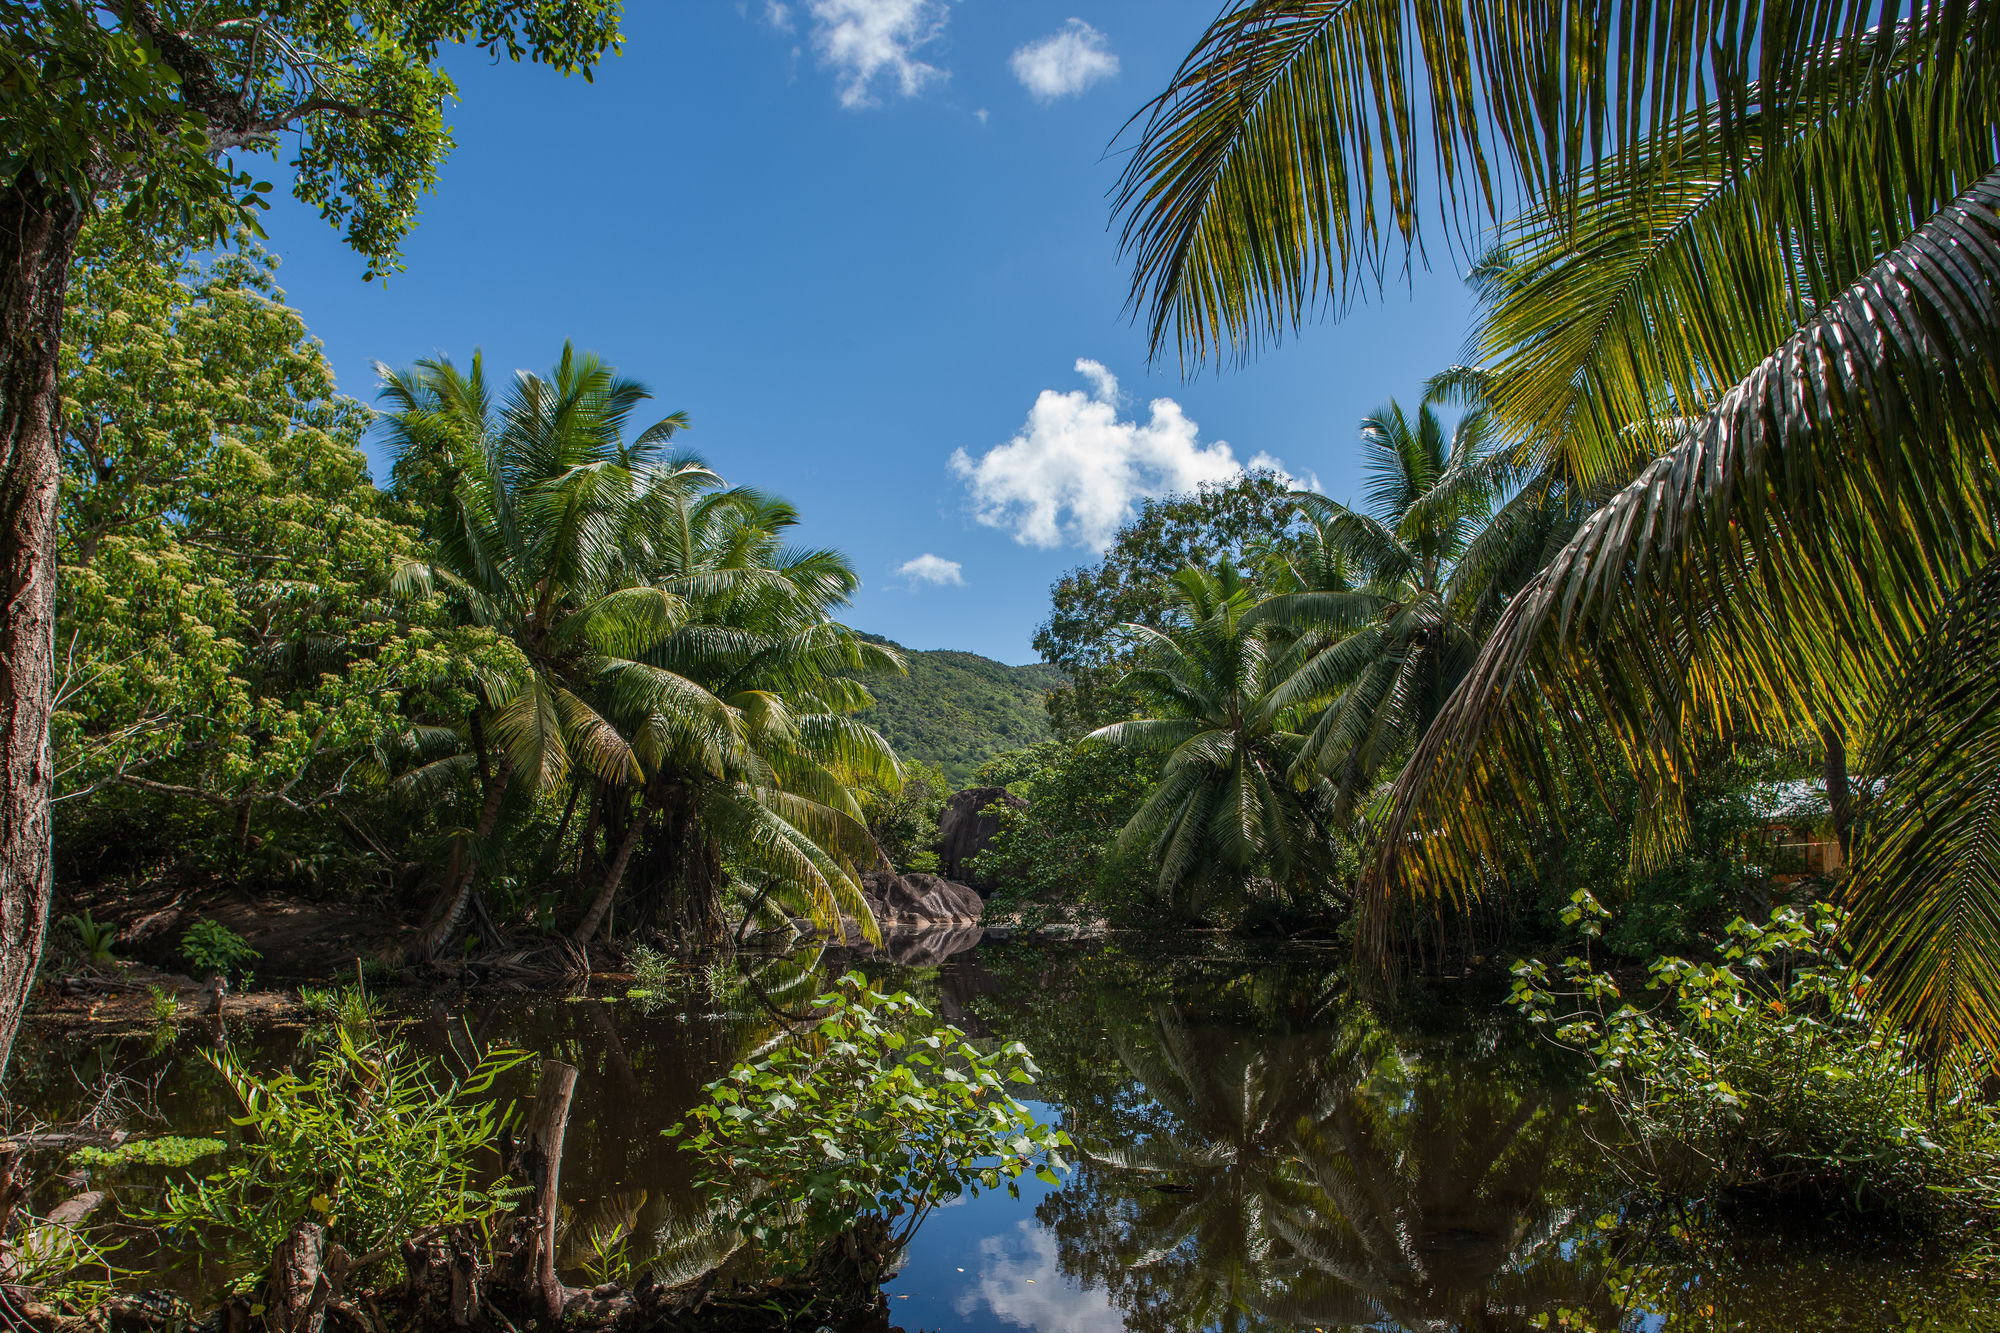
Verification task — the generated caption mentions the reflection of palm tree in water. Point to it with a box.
[1044,992,1609,1331]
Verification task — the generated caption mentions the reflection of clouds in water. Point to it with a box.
[954,1221,1124,1333]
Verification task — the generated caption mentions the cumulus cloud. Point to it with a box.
[1010,19,1119,101]
[954,1222,1122,1333]
[762,1,794,31]
[896,553,965,587]
[952,360,1272,551]
[808,0,950,108]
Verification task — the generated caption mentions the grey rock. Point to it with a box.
[936,786,1028,892]
[860,871,984,928]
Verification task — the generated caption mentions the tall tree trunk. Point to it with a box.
[415,755,513,959]
[573,784,652,945]
[652,786,724,955]
[0,177,85,1078]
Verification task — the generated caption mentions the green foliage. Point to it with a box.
[857,759,949,874]
[72,1137,224,1170]
[61,912,117,964]
[1090,565,1350,923]
[2,0,622,276]
[297,983,387,1032]
[1035,472,1301,734]
[1510,900,2000,1223]
[144,1028,530,1295]
[669,973,1070,1256]
[56,229,498,890]
[975,741,1157,927]
[382,349,899,951]
[1514,747,1817,960]
[145,984,180,1028]
[178,920,258,983]
[1261,392,1580,821]
[850,638,1058,786]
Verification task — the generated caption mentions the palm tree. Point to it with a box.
[1115,1,2000,1056]
[1089,565,1339,921]
[379,347,896,958]
[569,481,903,951]
[379,346,712,957]
[1256,394,1578,817]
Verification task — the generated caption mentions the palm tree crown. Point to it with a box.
[1090,565,1337,920]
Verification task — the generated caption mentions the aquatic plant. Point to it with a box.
[669,972,1070,1258]
[1510,896,2000,1224]
[71,1137,224,1170]
[298,982,387,1031]
[143,1026,530,1296]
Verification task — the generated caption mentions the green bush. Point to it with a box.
[972,741,1156,927]
[143,1027,530,1297]
[179,919,259,983]
[857,759,950,874]
[669,973,1070,1258]
[1510,895,2000,1225]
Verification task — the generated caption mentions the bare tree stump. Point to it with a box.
[266,1219,329,1333]
[513,1060,578,1326]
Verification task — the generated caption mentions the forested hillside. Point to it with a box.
[853,637,1060,786]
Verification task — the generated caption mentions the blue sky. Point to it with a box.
[254,1,1477,664]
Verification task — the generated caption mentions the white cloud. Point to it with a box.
[896,553,965,587]
[952,360,1275,551]
[1010,19,1119,102]
[1248,450,1323,493]
[954,1222,1123,1333]
[807,0,950,108]
[973,107,990,125]
[763,0,794,31]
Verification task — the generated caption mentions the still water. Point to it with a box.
[16,938,1998,1331]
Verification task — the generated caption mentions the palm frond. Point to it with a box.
[1112,0,1993,365]
[1849,558,2000,1060]
[1371,169,2000,994]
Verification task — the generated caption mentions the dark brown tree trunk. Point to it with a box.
[514,1060,578,1326]
[572,784,652,944]
[0,177,84,1078]
[415,754,513,959]
[648,785,725,954]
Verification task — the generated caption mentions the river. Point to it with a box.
[15,937,1996,1331]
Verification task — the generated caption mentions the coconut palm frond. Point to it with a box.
[1371,171,2000,1031]
[1113,0,1996,366]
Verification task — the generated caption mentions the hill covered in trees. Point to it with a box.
[853,637,1060,786]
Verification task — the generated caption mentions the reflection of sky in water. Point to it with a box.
[882,1167,1124,1333]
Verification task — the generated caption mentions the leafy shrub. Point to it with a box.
[669,973,1070,1257]
[857,759,950,875]
[143,1027,530,1296]
[179,919,259,983]
[973,740,1156,927]
[1510,895,2000,1224]
[62,911,118,964]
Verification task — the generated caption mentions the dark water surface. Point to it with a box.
[16,938,1998,1331]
